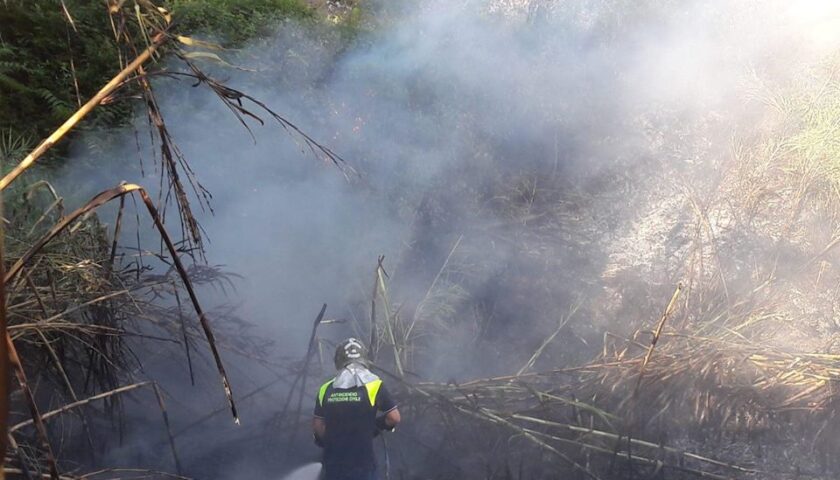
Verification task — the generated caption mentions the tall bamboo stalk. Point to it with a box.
[0,180,8,480]
[137,189,239,423]
[8,334,59,479]
[633,283,683,397]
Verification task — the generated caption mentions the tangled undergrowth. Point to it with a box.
[0,1,347,478]
[400,75,840,480]
[6,2,840,480]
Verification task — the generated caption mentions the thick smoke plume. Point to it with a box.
[56,0,840,478]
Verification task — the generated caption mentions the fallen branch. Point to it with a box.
[10,382,151,432]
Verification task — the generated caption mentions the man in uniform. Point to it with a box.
[313,338,401,480]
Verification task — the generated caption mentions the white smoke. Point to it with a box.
[53,0,840,477]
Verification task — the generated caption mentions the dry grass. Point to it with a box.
[332,49,840,480]
[0,1,351,478]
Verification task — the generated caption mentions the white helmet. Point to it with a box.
[334,337,367,369]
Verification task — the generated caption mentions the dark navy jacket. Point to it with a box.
[314,378,397,479]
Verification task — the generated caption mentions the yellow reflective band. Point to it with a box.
[318,380,334,407]
[365,379,382,407]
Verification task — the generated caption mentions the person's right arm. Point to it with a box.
[313,390,326,446]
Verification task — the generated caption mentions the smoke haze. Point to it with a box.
[54,0,840,477]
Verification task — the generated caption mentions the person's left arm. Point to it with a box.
[375,383,401,431]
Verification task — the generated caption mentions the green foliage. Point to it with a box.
[336,5,367,41]
[0,128,32,171]
[0,1,121,144]
[0,0,312,159]
[785,78,840,194]
[165,0,314,45]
